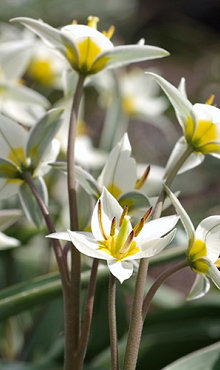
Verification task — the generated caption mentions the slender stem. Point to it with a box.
[67,73,86,356]
[152,145,194,220]
[142,259,189,319]
[108,273,119,370]
[123,145,194,370]
[23,172,69,287]
[122,258,149,370]
[75,259,99,369]
[67,73,85,231]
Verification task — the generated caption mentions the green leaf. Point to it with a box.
[26,109,63,168]
[19,177,48,227]
[0,267,109,321]
[162,341,220,370]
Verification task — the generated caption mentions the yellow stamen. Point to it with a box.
[71,20,78,25]
[135,165,150,190]
[110,217,116,236]
[102,25,115,39]
[98,200,108,240]
[206,94,215,105]
[133,207,152,237]
[119,205,128,227]
[215,258,220,268]
[119,230,134,254]
[87,16,100,29]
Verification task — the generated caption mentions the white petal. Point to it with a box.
[206,261,220,289]
[0,114,27,158]
[46,231,71,241]
[136,215,179,242]
[164,137,204,178]
[62,24,113,49]
[97,133,137,195]
[68,229,112,260]
[164,186,195,244]
[130,229,176,260]
[146,72,193,131]
[196,216,220,262]
[107,259,133,283]
[193,103,220,124]
[0,231,20,250]
[0,179,20,200]
[0,209,22,231]
[95,45,169,70]
[187,274,210,300]
[91,187,125,241]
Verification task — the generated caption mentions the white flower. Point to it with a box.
[165,185,220,299]
[147,73,220,176]
[48,187,178,283]
[11,16,169,76]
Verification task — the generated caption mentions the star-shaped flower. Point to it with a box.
[48,187,178,283]
[165,186,220,299]
[11,16,169,76]
[147,73,220,176]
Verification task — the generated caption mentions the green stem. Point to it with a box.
[109,273,119,370]
[24,172,69,287]
[122,259,149,370]
[75,259,99,369]
[142,259,189,319]
[67,73,86,359]
[123,145,193,370]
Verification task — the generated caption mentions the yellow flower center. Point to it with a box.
[27,59,54,85]
[188,239,209,273]
[107,184,122,199]
[122,96,136,115]
[8,147,27,168]
[185,117,220,153]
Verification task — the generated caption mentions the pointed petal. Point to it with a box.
[26,108,63,168]
[107,259,133,283]
[165,137,204,178]
[11,17,65,49]
[0,114,27,158]
[19,177,48,227]
[67,229,112,260]
[94,44,169,71]
[47,231,71,241]
[206,261,220,289]
[0,179,20,200]
[0,209,22,231]
[136,215,179,242]
[164,186,195,245]
[146,72,193,131]
[35,139,60,177]
[187,274,210,300]
[196,216,220,262]
[130,229,176,260]
[0,158,20,179]
[0,231,20,250]
[118,190,151,214]
[91,188,125,240]
[98,133,137,196]
[178,77,188,99]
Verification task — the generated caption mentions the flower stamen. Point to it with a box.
[87,16,100,29]
[119,230,134,254]
[119,205,128,227]
[133,207,152,237]
[206,94,215,105]
[98,200,108,240]
[134,165,150,190]
[102,25,115,40]
[110,216,116,236]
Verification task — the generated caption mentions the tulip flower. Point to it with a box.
[11,16,169,76]
[48,187,178,283]
[165,185,220,299]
